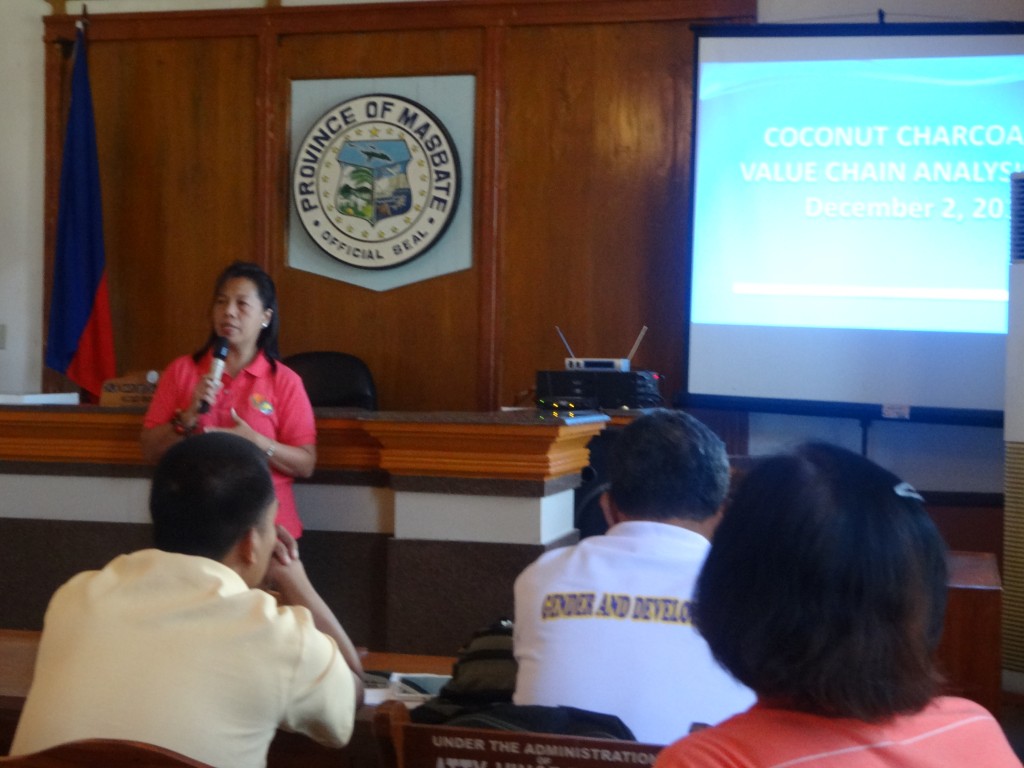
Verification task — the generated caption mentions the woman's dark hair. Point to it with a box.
[607,409,730,522]
[150,432,276,561]
[695,442,948,721]
[193,261,280,371]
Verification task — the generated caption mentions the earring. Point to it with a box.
[261,323,268,328]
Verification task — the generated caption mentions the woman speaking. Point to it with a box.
[141,261,316,539]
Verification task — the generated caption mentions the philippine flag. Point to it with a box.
[45,22,116,399]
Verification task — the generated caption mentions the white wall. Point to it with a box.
[0,2,48,394]
[4,0,1024,490]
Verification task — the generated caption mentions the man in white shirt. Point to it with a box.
[12,432,364,768]
[513,409,755,745]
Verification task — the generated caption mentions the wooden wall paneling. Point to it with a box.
[274,29,487,411]
[267,0,756,34]
[257,24,281,272]
[42,1,756,409]
[43,14,267,382]
[101,37,260,374]
[274,237,481,414]
[93,37,261,374]
[499,20,695,407]
[43,20,263,379]
[475,26,506,410]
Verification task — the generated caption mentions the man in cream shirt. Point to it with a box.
[12,432,364,767]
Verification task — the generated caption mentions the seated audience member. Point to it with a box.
[11,432,364,768]
[656,442,1022,768]
[513,409,755,745]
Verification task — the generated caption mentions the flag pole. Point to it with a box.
[44,8,117,401]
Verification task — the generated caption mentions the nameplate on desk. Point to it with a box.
[100,371,159,407]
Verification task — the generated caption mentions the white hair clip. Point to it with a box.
[893,482,924,502]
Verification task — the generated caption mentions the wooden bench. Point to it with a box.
[372,700,663,768]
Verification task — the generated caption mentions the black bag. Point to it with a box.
[437,617,517,705]
[410,618,636,741]
[411,618,516,725]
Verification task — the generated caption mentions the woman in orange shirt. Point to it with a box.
[656,442,1021,768]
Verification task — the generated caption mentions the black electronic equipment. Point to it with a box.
[535,369,662,411]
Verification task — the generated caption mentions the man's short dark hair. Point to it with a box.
[695,442,948,721]
[607,409,729,522]
[150,433,276,561]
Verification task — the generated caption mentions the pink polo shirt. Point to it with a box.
[144,352,317,538]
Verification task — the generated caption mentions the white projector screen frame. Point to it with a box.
[683,22,1024,426]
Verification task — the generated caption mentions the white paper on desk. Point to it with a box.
[361,672,451,707]
[0,393,80,405]
[395,673,450,696]
[364,687,397,706]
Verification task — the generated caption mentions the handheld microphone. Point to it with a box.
[197,337,229,414]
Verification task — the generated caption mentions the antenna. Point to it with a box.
[555,326,576,358]
[626,326,648,363]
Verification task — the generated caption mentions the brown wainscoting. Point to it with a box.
[0,519,152,630]
[0,514,560,667]
[0,519,390,650]
[298,530,391,651]
[385,532,577,655]
[0,408,600,650]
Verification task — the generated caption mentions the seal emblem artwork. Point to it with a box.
[293,94,461,270]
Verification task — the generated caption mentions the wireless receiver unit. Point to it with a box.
[557,325,648,373]
[565,357,629,371]
[537,326,661,410]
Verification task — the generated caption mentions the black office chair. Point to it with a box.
[282,351,378,410]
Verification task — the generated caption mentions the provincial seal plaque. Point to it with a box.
[293,94,461,270]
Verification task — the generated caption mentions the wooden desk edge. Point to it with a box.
[947,550,1002,590]
[0,631,454,706]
